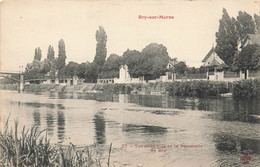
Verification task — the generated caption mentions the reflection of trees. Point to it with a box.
[33,110,40,129]
[46,112,54,136]
[122,124,167,135]
[214,133,260,154]
[93,112,106,144]
[57,111,65,143]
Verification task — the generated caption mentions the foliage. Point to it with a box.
[76,62,89,79]
[47,45,55,61]
[24,60,47,80]
[0,119,113,167]
[235,11,256,42]
[138,43,170,80]
[232,79,259,97]
[165,81,228,97]
[121,49,142,78]
[174,61,188,75]
[58,61,79,78]
[254,14,260,33]
[199,66,207,74]
[93,26,107,68]
[215,8,239,67]
[99,54,122,79]
[101,84,133,94]
[56,39,67,70]
[85,63,99,83]
[34,47,42,61]
[233,44,260,71]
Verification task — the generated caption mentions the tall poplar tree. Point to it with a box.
[235,11,256,42]
[34,47,42,61]
[93,26,107,68]
[47,45,55,61]
[215,8,239,67]
[56,39,66,70]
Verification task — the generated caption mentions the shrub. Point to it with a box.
[166,80,228,97]
[232,79,259,97]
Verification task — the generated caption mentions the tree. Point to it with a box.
[58,61,78,78]
[99,54,122,79]
[233,44,260,72]
[47,45,55,61]
[76,62,89,79]
[254,14,260,33]
[199,66,207,74]
[138,43,170,80]
[56,39,67,70]
[235,11,256,42]
[24,60,46,80]
[174,61,188,75]
[85,63,99,83]
[34,47,42,61]
[215,8,239,67]
[93,26,107,68]
[122,49,142,77]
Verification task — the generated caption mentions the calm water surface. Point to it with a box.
[1,90,260,167]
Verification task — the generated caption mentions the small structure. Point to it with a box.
[202,47,225,67]
[202,47,230,81]
[206,59,229,81]
[114,65,144,84]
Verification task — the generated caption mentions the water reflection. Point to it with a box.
[214,133,260,154]
[46,112,54,136]
[57,111,65,143]
[122,124,168,135]
[33,110,40,129]
[93,112,106,144]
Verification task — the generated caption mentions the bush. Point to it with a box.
[232,79,259,97]
[166,80,228,97]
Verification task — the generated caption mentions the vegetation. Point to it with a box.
[165,81,228,97]
[56,39,67,71]
[0,119,113,167]
[232,79,259,97]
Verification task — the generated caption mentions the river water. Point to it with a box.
[1,90,260,167]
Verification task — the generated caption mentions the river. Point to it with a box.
[1,90,260,167]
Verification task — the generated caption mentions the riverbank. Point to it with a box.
[1,79,259,97]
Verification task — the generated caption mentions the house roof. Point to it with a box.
[168,60,177,66]
[241,34,260,48]
[206,59,221,67]
[216,63,229,69]
[202,47,214,62]
[206,59,229,69]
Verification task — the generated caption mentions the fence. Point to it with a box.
[249,71,260,78]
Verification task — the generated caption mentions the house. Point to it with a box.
[202,47,225,67]
[202,47,229,81]
[239,34,260,50]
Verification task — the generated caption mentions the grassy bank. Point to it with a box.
[0,119,112,167]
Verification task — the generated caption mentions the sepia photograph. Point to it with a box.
[0,0,260,166]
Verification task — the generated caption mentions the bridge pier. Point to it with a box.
[18,74,24,92]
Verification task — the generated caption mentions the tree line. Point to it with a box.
[216,9,260,72]
[3,8,259,84]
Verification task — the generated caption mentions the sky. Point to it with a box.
[0,0,259,72]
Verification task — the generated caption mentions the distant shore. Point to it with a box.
[1,79,259,98]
